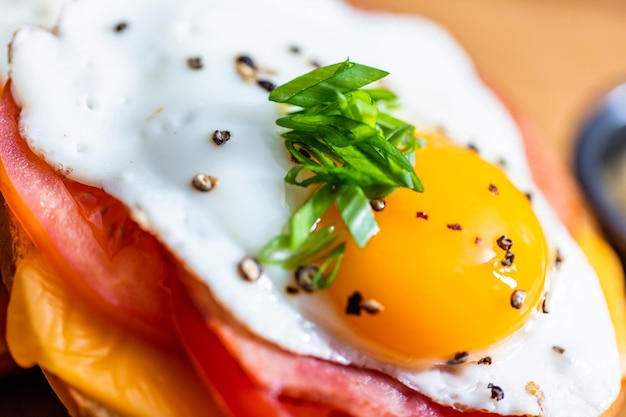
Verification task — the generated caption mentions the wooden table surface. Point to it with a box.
[3,1,626,416]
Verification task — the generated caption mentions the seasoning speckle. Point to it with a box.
[447,223,462,231]
[446,351,469,365]
[192,174,218,192]
[501,251,515,267]
[295,265,319,293]
[488,383,504,401]
[488,183,499,195]
[187,56,203,70]
[238,256,262,282]
[370,199,386,212]
[363,299,384,315]
[416,211,429,220]
[555,249,564,269]
[257,79,276,92]
[496,235,513,251]
[236,54,256,69]
[525,192,533,202]
[212,130,231,146]
[289,45,301,54]
[285,286,300,295]
[541,293,551,314]
[113,21,129,33]
[467,143,479,153]
[478,356,492,365]
[474,236,483,245]
[510,289,526,309]
[346,291,363,316]
[552,345,566,354]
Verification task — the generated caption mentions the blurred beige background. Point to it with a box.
[355,0,626,165]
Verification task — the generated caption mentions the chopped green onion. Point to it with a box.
[259,59,422,290]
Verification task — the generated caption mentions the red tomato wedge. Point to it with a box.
[0,83,178,349]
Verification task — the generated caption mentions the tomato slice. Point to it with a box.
[0,83,178,349]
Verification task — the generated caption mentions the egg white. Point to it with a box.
[7,0,622,415]
[0,0,68,79]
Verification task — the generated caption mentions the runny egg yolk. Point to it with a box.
[325,135,549,360]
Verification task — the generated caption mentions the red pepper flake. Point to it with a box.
[113,21,129,33]
[416,211,429,220]
[488,383,504,401]
[346,291,363,316]
[446,351,469,365]
[187,56,204,70]
[447,223,462,231]
[238,256,262,282]
[370,199,386,212]
[488,183,499,195]
[478,356,492,365]
[510,289,526,309]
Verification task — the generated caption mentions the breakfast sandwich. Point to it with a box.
[0,0,624,416]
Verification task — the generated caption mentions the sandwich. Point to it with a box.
[0,0,625,415]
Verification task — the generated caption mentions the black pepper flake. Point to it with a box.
[285,286,300,295]
[310,60,321,68]
[362,299,384,315]
[497,158,508,168]
[187,56,203,70]
[488,183,499,195]
[474,236,483,245]
[488,383,505,401]
[510,289,526,309]
[525,191,533,202]
[501,250,515,266]
[370,199,386,212]
[238,256,262,282]
[478,356,493,365]
[113,21,129,33]
[496,235,513,251]
[555,249,564,269]
[295,265,319,293]
[289,45,301,54]
[257,79,276,92]
[236,54,257,69]
[191,174,218,192]
[447,223,462,231]
[416,211,429,220]
[552,345,566,354]
[346,291,363,316]
[212,130,231,146]
[467,143,480,153]
[541,293,551,314]
[446,351,469,365]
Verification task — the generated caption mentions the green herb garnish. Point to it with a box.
[259,60,422,289]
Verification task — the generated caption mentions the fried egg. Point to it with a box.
[0,0,67,78]
[7,0,622,415]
